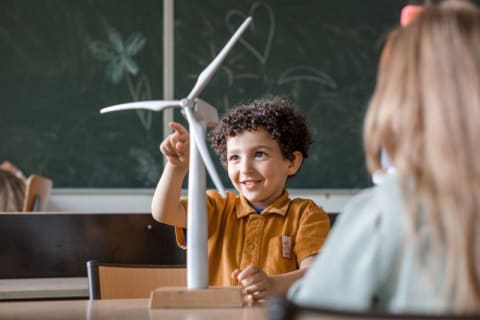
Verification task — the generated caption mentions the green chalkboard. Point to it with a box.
[1,0,411,188]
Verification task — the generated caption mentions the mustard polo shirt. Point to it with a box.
[176,190,330,286]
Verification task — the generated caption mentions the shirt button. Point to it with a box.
[248,243,255,250]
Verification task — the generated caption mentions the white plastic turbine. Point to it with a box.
[100,17,252,289]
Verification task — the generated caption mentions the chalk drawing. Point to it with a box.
[226,2,275,65]
[129,147,161,186]
[185,2,339,112]
[186,37,258,110]
[278,66,337,89]
[89,25,152,131]
[224,2,336,101]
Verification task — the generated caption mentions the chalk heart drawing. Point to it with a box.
[226,2,275,65]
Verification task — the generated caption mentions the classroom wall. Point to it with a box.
[46,189,358,213]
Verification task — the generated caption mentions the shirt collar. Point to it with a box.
[236,190,291,218]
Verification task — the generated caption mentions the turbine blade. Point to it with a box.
[184,107,226,197]
[187,17,252,100]
[100,100,182,114]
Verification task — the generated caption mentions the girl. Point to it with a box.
[289,0,480,315]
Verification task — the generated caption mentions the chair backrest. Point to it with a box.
[22,174,52,212]
[86,260,186,300]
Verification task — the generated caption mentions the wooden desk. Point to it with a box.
[0,299,271,320]
[0,298,424,319]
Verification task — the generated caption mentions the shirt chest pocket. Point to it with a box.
[264,235,298,275]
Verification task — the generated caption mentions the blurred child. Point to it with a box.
[288,0,480,314]
[152,96,330,303]
[0,169,26,211]
[0,161,26,181]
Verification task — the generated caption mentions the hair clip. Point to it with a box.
[400,5,424,27]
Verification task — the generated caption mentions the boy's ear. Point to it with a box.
[287,151,303,176]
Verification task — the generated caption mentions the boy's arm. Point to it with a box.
[268,255,315,295]
[233,255,316,302]
[151,122,189,228]
[151,162,187,227]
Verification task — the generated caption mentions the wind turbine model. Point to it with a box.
[100,17,252,308]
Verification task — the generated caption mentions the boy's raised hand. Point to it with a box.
[160,122,189,168]
[232,265,273,304]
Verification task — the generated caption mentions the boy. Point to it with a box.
[152,96,330,302]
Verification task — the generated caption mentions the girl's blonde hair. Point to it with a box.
[364,0,480,312]
[0,169,25,212]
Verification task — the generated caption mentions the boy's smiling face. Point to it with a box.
[226,127,301,209]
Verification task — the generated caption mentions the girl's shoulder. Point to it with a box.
[343,174,404,220]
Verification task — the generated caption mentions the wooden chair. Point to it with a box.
[22,174,53,212]
[266,296,480,320]
[86,260,186,300]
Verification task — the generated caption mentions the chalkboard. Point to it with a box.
[1,0,414,188]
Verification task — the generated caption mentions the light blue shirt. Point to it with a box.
[288,174,449,314]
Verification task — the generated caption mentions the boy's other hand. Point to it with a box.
[232,265,272,304]
[160,122,189,168]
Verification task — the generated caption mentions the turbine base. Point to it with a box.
[149,286,244,308]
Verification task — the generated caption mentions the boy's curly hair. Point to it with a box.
[208,96,312,165]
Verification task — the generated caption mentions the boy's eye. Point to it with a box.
[255,151,266,158]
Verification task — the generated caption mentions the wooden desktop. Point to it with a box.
[0,299,269,320]
[2,298,434,320]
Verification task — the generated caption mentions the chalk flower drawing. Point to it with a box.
[89,26,152,130]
